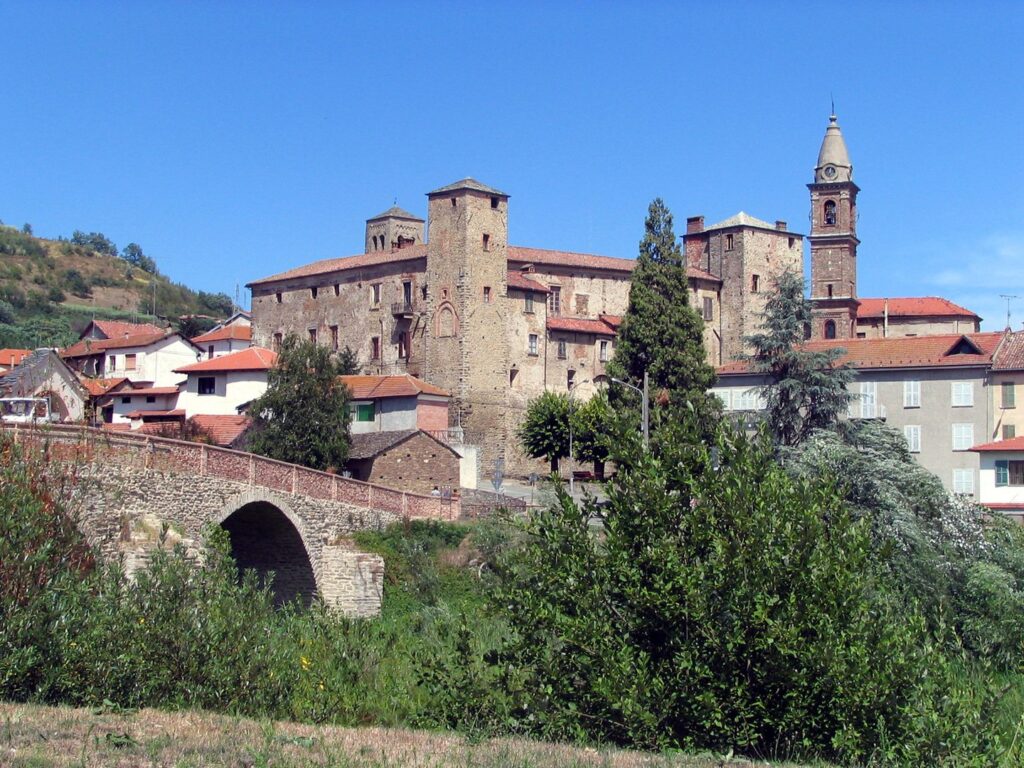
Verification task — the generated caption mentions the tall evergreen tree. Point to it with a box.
[743,268,853,446]
[607,199,718,433]
[248,334,351,471]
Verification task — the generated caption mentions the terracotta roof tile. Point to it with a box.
[506,270,551,293]
[856,297,980,320]
[0,349,31,367]
[340,374,449,400]
[508,246,635,273]
[547,316,618,335]
[599,314,622,328]
[190,414,252,447]
[125,409,184,419]
[717,332,1004,375]
[79,376,130,396]
[191,324,252,344]
[687,266,722,283]
[120,386,181,396]
[175,346,276,373]
[247,245,427,286]
[62,330,176,358]
[994,331,1024,370]
[90,320,164,339]
[970,436,1024,452]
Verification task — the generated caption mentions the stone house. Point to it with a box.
[0,348,88,422]
[853,298,981,339]
[714,332,1004,499]
[346,429,461,497]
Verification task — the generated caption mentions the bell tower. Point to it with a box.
[808,113,860,339]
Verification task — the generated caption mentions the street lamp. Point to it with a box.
[610,370,649,450]
[567,376,590,496]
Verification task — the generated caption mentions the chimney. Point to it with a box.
[775,220,787,231]
[686,216,704,234]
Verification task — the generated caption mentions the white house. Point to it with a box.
[341,374,451,437]
[63,329,201,387]
[174,346,276,417]
[104,385,182,425]
[971,436,1024,522]
[191,323,252,359]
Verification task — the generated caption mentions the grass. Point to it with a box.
[0,702,813,768]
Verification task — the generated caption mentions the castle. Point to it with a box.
[248,115,979,479]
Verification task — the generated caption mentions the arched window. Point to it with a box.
[824,320,837,339]
[824,201,837,226]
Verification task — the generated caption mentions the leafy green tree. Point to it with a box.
[248,334,351,471]
[122,242,157,274]
[518,390,571,473]
[570,390,613,477]
[21,223,32,235]
[336,345,360,374]
[743,269,853,446]
[607,199,718,434]
[71,230,117,258]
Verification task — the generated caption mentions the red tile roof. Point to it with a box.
[507,246,635,273]
[340,374,449,400]
[994,331,1024,371]
[121,386,181,396]
[248,245,428,286]
[687,266,722,283]
[856,297,980,320]
[125,409,184,419]
[191,324,252,344]
[175,347,277,373]
[78,376,130,396]
[717,332,1004,375]
[506,270,551,293]
[0,349,31,368]
[600,314,622,328]
[62,330,175,358]
[191,414,252,447]
[970,436,1024,452]
[90,320,164,339]
[547,316,618,335]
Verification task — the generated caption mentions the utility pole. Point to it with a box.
[642,370,649,450]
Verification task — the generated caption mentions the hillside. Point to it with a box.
[0,224,235,349]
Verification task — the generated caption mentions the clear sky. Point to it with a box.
[3,1,1022,329]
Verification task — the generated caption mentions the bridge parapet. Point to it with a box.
[6,424,459,521]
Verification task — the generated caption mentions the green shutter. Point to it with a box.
[357,403,375,422]
[1003,382,1016,408]
[996,460,1009,487]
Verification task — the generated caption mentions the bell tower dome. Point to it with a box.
[808,113,860,340]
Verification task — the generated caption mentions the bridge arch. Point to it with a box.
[216,490,318,608]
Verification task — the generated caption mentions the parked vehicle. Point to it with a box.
[0,397,57,424]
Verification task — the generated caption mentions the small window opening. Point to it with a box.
[450,197,457,207]
[311,286,318,299]
[483,286,491,303]
[824,320,837,339]
[490,196,499,209]
[198,377,216,396]
[557,340,567,359]
[330,325,339,352]
[371,337,381,360]
[567,370,576,390]
[482,233,490,251]
[827,283,833,298]
[276,292,282,304]
[308,328,317,344]
[751,274,760,293]
[725,233,734,251]
[334,284,340,296]
[146,395,156,404]
[824,200,837,226]
[273,332,282,351]
[525,292,534,313]
[788,236,795,248]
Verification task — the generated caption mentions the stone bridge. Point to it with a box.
[7,425,460,617]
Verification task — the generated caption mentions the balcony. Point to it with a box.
[391,301,417,318]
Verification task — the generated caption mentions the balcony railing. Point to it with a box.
[391,301,416,317]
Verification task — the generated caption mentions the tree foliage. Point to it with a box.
[518,390,571,473]
[570,390,613,475]
[121,242,158,274]
[607,199,718,434]
[70,230,117,258]
[743,269,853,446]
[335,345,361,375]
[248,334,351,471]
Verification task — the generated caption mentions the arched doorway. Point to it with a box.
[220,501,317,608]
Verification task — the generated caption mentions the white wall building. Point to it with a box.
[971,436,1024,522]
[174,347,275,417]
[191,323,252,359]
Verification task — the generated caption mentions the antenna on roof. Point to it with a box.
[1000,294,1020,329]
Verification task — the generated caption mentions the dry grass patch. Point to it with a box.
[0,702,812,768]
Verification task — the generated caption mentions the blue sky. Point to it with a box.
[3,1,1022,328]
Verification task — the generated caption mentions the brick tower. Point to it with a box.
[423,178,511,477]
[809,113,860,339]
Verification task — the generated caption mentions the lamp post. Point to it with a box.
[610,370,649,450]
[567,376,590,496]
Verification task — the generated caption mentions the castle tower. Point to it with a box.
[808,113,860,339]
[364,206,425,253]
[423,178,511,475]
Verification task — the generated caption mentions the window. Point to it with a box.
[859,381,877,418]
[904,380,921,408]
[557,340,567,359]
[145,395,156,404]
[276,292,282,303]
[490,196,499,209]
[398,331,408,359]
[450,197,457,207]
[528,334,538,356]
[524,292,534,313]
[904,425,921,453]
[334,284,340,297]
[308,328,317,344]
[711,389,731,410]
[725,233,734,251]
[702,296,713,322]
[952,468,975,495]
[370,337,380,360]
[567,370,576,390]
[575,294,589,315]
[599,340,609,362]
[1002,382,1016,409]
[824,200,837,225]
[548,286,561,315]
[330,325,339,352]
[198,377,216,396]
[353,402,375,422]
[951,381,973,407]
[1003,424,1017,440]
[995,460,1024,487]
[482,234,490,251]
[208,345,215,359]
[121,396,131,404]
[824,320,837,339]
[108,355,116,371]
[952,423,974,451]
[856,332,867,338]
[371,284,381,305]
[125,354,137,371]
[272,332,282,352]
[734,388,762,411]
[483,286,491,303]
[827,283,834,298]
[311,286,318,299]
[403,280,412,305]
[751,274,759,293]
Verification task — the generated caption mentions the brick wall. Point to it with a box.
[364,431,460,497]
